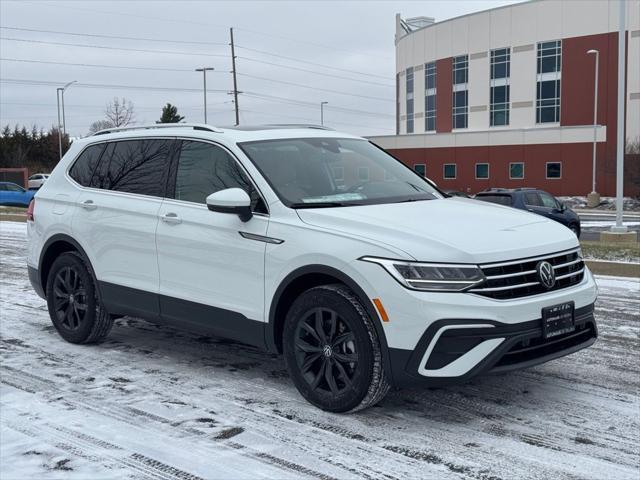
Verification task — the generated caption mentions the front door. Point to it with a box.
[156,140,269,346]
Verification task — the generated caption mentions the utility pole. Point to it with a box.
[195,67,214,124]
[230,27,240,126]
[320,101,328,126]
[612,0,627,233]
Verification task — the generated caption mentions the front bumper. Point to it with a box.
[387,303,597,388]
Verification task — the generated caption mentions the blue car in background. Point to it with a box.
[0,182,36,207]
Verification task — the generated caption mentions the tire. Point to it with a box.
[45,252,113,344]
[283,284,390,413]
[569,224,580,238]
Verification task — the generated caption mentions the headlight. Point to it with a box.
[360,257,485,292]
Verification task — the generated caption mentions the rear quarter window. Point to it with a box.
[475,194,512,206]
[96,139,173,197]
[68,143,106,187]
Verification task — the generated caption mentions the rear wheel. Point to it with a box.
[46,252,113,344]
[283,284,390,412]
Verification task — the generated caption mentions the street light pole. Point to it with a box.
[55,80,76,161]
[612,0,627,233]
[60,80,77,139]
[195,67,215,124]
[56,88,63,160]
[320,101,328,126]
[587,49,599,194]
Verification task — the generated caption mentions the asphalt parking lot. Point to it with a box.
[1,221,639,480]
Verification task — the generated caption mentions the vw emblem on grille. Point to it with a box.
[537,261,556,289]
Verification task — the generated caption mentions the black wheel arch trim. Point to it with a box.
[38,233,102,301]
[266,264,393,381]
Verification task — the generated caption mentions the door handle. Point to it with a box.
[161,212,182,225]
[80,199,97,211]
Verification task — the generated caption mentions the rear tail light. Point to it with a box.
[27,199,35,222]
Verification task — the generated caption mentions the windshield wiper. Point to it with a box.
[289,201,351,209]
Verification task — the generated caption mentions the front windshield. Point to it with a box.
[238,137,442,207]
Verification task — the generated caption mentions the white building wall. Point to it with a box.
[394,0,640,138]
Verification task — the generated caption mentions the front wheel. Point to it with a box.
[46,252,113,344]
[569,223,581,238]
[283,284,390,412]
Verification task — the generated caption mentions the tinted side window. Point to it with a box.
[69,144,106,187]
[476,194,512,206]
[175,141,264,212]
[539,192,558,209]
[524,192,542,207]
[98,139,172,196]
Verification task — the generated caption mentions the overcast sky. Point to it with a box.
[0,0,521,138]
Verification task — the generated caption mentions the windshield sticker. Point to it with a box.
[301,193,366,203]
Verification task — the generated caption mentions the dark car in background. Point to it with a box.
[475,188,581,237]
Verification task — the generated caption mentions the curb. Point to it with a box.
[585,260,639,278]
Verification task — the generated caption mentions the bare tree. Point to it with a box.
[626,136,640,155]
[88,119,115,135]
[105,97,135,127]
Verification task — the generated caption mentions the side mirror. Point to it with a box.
[206,188,253,222]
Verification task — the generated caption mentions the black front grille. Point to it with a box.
[494,322,596,368]
[470,249,585,300]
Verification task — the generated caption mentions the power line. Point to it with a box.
[0,78,229,94]
[0,26,228,46]
[20,2,393,62]
[238,72,393,103]
[0,58,210,73]
[241,108,394,132]
[243,92,394,119]
[236,44,391,80]
[238,56,394,87]
[0,37,230,58]
[0,101,231,111]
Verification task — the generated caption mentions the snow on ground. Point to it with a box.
[1,221,639,480]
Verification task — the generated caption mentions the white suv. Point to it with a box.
[27,124,598,412]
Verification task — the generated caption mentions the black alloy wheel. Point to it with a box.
[52,266,88,331]
[283,284,390,412]
[46,252,113,344]
[294,307,359,395]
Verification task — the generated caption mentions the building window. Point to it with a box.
[490,48,510,126]
[546,162,561,179]
[536,41,561,123]
[509,162,524,179]
[443,164,456,179]
[475,163,489,179]
[425,62,436,132]
[414,164,426,176]
[406,67,414,133]
[452,55,468,129]
[358,166,370,181]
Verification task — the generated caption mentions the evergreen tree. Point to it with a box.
[157,103,185,123]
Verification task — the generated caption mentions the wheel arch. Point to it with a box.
[39,234,100,299]
[266,264,392,379]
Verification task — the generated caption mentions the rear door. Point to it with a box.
[71,138,175,318]
[155,139,269,344]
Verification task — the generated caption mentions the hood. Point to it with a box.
[296,197,579,264]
